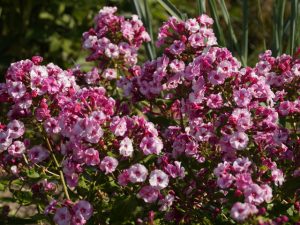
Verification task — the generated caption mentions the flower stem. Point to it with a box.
[45,137,70,200]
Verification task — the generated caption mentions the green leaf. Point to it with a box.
[157,0,185,20]
[197,0,206,15]
[207,0,226,46]
[242,0,249,66]
[132,0,156,60]
[218,0,242,64]
[26,168,40,178]
[14,191,33,204]
[290,0,298,55]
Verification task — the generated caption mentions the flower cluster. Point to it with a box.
[82,6,150,84]
[0,6,299,225]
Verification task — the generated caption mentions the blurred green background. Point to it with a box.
[0,0,299,81]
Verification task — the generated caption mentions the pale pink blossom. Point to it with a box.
[149,169,169,190]
[128,163,148,183]
[137,186,159,203]
[100,156,118,174]
[119,137,134,157]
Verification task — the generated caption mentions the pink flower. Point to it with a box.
[110,116,127,137]
[140,136,163,155]
[74,118,103,143]
[118,169,130,186]
[84,148,100,166]
[232,157,251,173]
[169,59,185,73]
[128,163,148,183]
[271,168,284,186]
[235,173,253,191]
[28,145,49,163]
[103,68,117,80]
[149,169,169,190]
[119,137,134,157]
[71,214,86,225]
[8,140,26,157]
[0,130,12,152]
[44,118,61,134]
[99,156,118,174]
[53,207,71,225]
[208,71,226,85]
[7,81,26,99]
[105,43,119,58]
[137,186,159,203]
[188,33,205,48]
[7,120,25,139]
[169,40,185,55]
[217,173,235,189]
[233,88,252,107]
[229,132,249,150]
[231,108,252,131]
[165,161,185,179]
[185,18,200,33]
[278,101,293,116]
[230,202,257,221]
[261,184,273,203]
[85,67,100,84]
[73,200,93,220]
[244,184,265,205]
[206,93,223,109]
[158,194,175,211]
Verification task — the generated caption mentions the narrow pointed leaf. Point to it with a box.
[290,0,298,55]
[208,0,226,46]
[242,0,248,66]
[157,0,184,20]
[218,0,241,63]
[197,0,206,15]
[132,0,155,60]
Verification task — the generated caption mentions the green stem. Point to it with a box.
[257,0,266,50]
[45,137,70,200]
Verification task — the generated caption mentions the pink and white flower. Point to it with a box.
[149,169,169,190]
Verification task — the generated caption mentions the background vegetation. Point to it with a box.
[0,0,299,79]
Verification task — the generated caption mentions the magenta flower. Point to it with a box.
[7,120,25,139]
[128,163,148,183]
[230,202,257,222]
[137,186,159,203]
[229,132,249,150]
[140,136,163,155]
[8,140,26,157]
[84,148,100,166]
[53,207,71,225]
[100,156,118,174]
[149,169,169,190]
[73,200,93,220]
[119,137,134,157]
[28,145,49,163]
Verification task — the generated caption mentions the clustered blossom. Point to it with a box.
[0,6,299,225]
[52,200,93,225]
[81,6,150,84]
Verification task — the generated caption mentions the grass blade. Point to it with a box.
[133,0,145,21]
[242,0,248,66]
[273,0,286,55]
[144,0,156,59]
[290,0,298,55]
[257,0,266,50]
[132,0,155,60]
[157,0,184,20]
[197,0,206,15]
[278,0,286,55]
[207,0,226,46]
[218,0,241,64]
